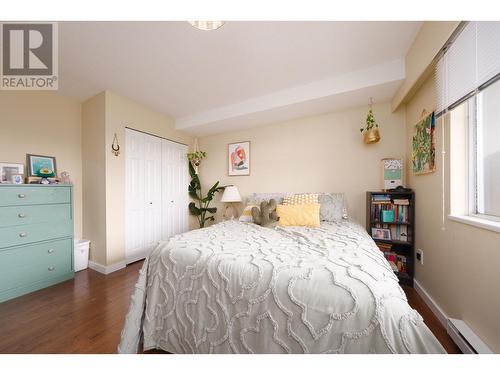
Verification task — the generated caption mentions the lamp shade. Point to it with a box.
[221,186,242,203]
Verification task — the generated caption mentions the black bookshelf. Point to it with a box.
[366,191,415,286]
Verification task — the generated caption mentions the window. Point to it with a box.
[439,22,500,230]
[476,80,500,218]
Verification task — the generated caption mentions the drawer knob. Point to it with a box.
[48,266,55,271]
[19,232,27,238]
[18,213,26,218]
[18,194,26,198]
[47,248,54,254]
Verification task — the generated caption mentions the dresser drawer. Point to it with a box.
[0,186,71,207]
[0,220,73,248]
[0,239,72,292]
[0,204,72,228]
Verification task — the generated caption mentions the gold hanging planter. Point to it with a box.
[360,97,381,144]
[363,127,381,144]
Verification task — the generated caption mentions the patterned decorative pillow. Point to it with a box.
[282,193,319,205]
[239,204,258,222]
[318,193,347,222]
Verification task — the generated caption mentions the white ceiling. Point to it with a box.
[58,21,421,135]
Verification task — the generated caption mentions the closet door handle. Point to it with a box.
[18,193,26,198]
[48,266,55,271]
[19,232,27,238]
[18,213,26,218]
[47,249,54,254]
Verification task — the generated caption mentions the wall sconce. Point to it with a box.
[111,133,120,156]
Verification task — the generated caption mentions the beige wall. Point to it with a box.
[82,90,194,267]
[199,102,406,225]
[0,91,83,239]
[82,92,107,265]
[406,76,500,353]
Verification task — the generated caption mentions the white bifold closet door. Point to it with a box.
[125,128,188,264]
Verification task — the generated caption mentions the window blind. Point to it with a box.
[435,21,500,114]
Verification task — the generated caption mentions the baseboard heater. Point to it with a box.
[447,318,493,354]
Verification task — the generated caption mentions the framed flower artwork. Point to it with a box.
[228,141,250,176]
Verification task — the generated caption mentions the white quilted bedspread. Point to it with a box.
[118,220,445,354]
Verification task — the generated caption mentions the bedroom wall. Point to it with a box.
[198,101,406,225]
[82,92,107,265]
[0,91,83,239]
[82,90,194,268]
[405,76,500,353]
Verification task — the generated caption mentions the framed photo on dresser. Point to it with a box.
[27,154,57,177]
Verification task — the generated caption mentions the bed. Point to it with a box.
[118,220,446,354]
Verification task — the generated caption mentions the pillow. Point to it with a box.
[282,193,319,205]
[239,204,258,222]
[276,204,321,227]
[318,193,347,222]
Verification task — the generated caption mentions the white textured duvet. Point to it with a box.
[118,220,445,354]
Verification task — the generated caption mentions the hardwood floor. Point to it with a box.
[0,261,461,354]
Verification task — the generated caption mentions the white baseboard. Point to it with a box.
[413,279,448,328]
[88,260,126,275]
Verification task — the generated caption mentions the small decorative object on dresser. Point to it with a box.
[26,154,57,177]
[59,171,71,184]
[366,190,415,286]
[228,141,250,176]
[220,185,242,220]
[0,162,24,183]
[0,184,74,302]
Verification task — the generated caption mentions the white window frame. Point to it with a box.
[448,90,500,233]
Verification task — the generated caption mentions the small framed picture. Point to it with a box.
[372,228,392,240]
[228,141,250,176]
[27,154,57,177]
[0,163,24,183]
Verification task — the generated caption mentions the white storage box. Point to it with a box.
[74,239,90,272]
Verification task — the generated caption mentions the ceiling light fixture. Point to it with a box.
[189,21,225,31]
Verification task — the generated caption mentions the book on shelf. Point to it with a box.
[393,198,410,205]
[383,252,408,274]
[370,202,410,224]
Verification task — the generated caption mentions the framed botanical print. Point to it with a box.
[27,154,57,177]
[228,141,250,176]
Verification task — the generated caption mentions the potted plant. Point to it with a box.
[188,162,223,228]
[360,106,381,144]
[187,151,207,174]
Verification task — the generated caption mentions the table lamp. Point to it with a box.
[221,185,242,220]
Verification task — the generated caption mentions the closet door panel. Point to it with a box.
[125,129,146,261]
[162,140,188,240]
[143,134,163,253]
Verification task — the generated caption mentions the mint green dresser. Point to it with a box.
[0,185,74,303]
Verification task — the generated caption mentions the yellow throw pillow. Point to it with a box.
[282,193,319,205]
[276,204,321,227]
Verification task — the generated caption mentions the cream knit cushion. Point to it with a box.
[282,193,319,205]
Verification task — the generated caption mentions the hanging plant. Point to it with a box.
[360,99,381,144]
[187,150,206,174]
